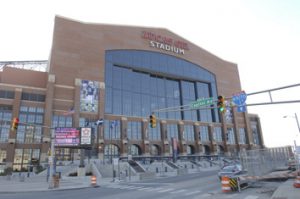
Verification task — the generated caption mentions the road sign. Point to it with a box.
[232,91,247,112]
[190,97,213,109]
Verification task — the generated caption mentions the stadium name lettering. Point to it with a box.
[142,31,188,55]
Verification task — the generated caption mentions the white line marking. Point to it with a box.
[244,196,259,199]
[184,190,202,196]
[158,188,175,193]
[170,189,187,194]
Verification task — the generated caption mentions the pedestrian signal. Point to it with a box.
[149,114,157,128]
[11,117,19,131]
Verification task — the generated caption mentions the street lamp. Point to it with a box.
[283,113,300,134]
[283,113,300,170]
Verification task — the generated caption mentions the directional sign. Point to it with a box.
[190,97,214,109]
[232,91,247,112]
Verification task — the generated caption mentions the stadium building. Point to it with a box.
[0,16,264,171]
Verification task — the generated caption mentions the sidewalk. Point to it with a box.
[271,179,300,199]
[0,175,111,193]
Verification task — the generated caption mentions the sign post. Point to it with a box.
[48,128,55,189]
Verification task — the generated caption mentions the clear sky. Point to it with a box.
[1,0,300,148]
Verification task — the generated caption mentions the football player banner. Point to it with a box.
[80,80,99,113]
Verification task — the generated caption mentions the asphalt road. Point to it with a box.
[0,170,281,199]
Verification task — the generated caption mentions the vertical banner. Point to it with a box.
[80,127,92,146]
[171,137,178,163]
[80,80,99,113]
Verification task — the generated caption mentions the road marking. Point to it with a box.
[137,187,152,191]
[244,196,258,199]
[184,190,202,196]
[170,189,187,194]
[158,188,175,193]
[145,187,165,191]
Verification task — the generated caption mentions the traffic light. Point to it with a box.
[11,117,19,131]
[149,114,157,128]
[217,96,226,113]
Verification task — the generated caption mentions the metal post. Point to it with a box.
[294,113,300,134]
[48,128,55,189]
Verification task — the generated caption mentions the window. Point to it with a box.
[104,120,120,140]
[127,121,142,140]
[251,121,260,145]
[167,124,178,141]
[184,125,194,141]
[0,90,15,99]
[214,127,222,142]
[227,128,235,144]
[148,122,160,141]
[0,106,12,143]
[16,106,44,143]
[239,128,246,144]
[200,126,209,141]
[21,92,45,102]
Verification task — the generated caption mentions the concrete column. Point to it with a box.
[220,113,229,154]
[178,121,186,155]
[208,124,217,155]
[160,121,169,156]
[194,122,203,155]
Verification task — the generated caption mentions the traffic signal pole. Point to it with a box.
[48,128,56,189]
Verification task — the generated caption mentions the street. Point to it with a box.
[0,170,282,199]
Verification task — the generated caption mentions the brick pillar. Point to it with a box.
[142,119,150,156]
[6,88,22,167]
[40,74,55,163]
[232,108,240,152]
[243,112,253,150]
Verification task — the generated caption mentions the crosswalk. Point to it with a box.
[105,184,206,197]
[104,183,260,199]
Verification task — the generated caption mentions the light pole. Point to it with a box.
[283,113,300,170]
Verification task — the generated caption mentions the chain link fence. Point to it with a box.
[240,146,292,176]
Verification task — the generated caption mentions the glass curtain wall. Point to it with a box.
[105,50,219,123]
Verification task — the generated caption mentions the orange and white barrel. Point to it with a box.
[91,175,97,187]
[221,176,231,193]
[294,176,300,188]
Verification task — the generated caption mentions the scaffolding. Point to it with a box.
[0,60,47,72]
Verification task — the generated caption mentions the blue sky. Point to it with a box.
[1,0,300,147]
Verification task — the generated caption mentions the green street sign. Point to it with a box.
[190,97,214,109]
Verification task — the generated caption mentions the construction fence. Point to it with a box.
[239,146,293,176]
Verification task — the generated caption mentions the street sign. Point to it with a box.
[190,97,213,109]
[232,91,247,112]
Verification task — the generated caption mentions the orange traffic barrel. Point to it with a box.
[294,176,300,188]
[91,175,97,187]
[221,176,231,193]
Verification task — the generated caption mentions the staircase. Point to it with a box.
[128,160,145,173]
[166,161,179,169]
